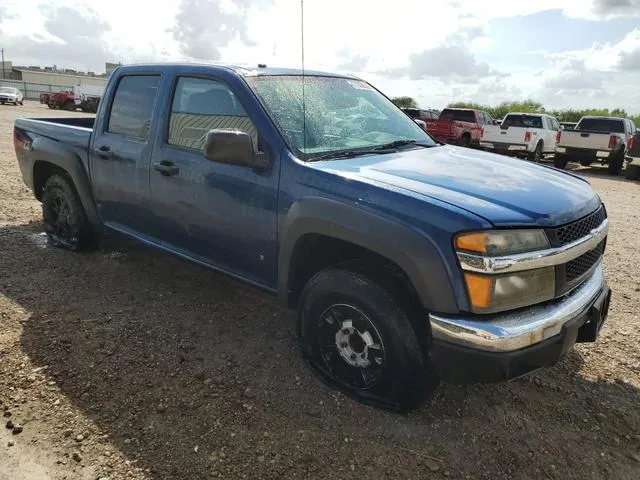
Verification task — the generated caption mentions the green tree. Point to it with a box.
[391,96,418,108]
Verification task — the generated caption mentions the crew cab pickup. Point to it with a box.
[425,108,493,147]
[480,112,561,162]
[13,64,611,411]
[554,116,635,174]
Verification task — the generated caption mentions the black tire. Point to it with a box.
[608,149,625,175]
[459,134,471,148]
[529,141,543,162]
[625,164,640,181]
[298,267,438,412]
[41,174,98,251]
[554,154,568,169]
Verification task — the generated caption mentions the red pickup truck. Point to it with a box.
[426,108,494,147]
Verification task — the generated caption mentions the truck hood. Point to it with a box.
[309,145,601,227]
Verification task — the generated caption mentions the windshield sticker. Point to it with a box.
[347,80,374,91]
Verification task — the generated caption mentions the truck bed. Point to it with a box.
[14,117,95,193]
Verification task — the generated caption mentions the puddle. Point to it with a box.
[27,232,49,249]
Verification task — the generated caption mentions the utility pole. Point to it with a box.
[1,48,5,79]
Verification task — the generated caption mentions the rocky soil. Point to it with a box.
[1,102,639,479]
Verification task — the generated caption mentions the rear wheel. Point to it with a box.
[42,174,98,251]
[298,267,439,412]
[608,149,625,175]
[459,133,471,148]
[529,141,543,162]
[625,163,640,181]
[554,154,568,170]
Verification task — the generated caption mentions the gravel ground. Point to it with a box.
[1,102,639,480]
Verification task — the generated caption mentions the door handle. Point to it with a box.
[95,145,113,158]
[153,161,180,177]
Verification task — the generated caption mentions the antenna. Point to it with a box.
[301,0,306,152]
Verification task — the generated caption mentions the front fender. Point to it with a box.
[278,197,460,314]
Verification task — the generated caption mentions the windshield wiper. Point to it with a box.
[373,139,435,150]
[310,148,394,161]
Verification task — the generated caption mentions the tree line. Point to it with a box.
[391,97,640,125]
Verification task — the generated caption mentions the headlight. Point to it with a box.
[455,230,554,313]
[455,229,549,255]
[463,268,555,313]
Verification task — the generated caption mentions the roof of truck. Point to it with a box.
[116,62,357,79]
[505,112,553,117]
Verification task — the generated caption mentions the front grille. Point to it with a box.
[565,241,605,282]
[547,205,607,297]
[546,206,607,247]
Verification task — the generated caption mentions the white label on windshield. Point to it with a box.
[347,80,374,91]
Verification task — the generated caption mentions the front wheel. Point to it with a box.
[42,174,98,251]
[298,267,438,412]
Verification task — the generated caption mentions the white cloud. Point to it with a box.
[0,0,639,112]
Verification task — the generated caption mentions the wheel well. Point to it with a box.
[33,161,68,201]
[461,132,471,139]
[286,234,424,314]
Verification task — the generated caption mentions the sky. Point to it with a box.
[0,0,639,113]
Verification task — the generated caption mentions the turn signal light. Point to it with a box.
[608,135,617,149]
[524,131,532,142]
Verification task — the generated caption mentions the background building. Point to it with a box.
[0,61,119,100]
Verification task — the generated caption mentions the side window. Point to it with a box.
[485,113,494,124]
[108,75,161,140]
[167,76,257,152]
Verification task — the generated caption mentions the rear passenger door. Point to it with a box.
[148,74,280,288]
[90,73,162,238]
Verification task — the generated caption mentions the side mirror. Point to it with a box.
[203,129,268,170]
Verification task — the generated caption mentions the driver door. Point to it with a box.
[148,74,280,288]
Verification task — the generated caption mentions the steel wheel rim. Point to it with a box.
[46,191,74,244]
[317,303,386,390]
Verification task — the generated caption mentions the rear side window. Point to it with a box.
[167,76,257,152]
[108,75,161,140]
[439,109,476,123]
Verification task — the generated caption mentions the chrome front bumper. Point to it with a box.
[429,263,606,353]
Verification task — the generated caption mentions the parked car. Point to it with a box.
[425,108,492,147]
[13,63,611,411]
[480,112,561,162]
[554,116,635,174]
[402,107,439,121]
[624,129,640,180]
[47,88,101,113]
[402,108,439,132]
[0,86,24,105]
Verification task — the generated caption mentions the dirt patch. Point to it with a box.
[1,102,639,479]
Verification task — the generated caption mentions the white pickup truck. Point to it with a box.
[480,112,561,162]
[554,116,636,175]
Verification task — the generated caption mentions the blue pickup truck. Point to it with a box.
[13,64,611,411]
